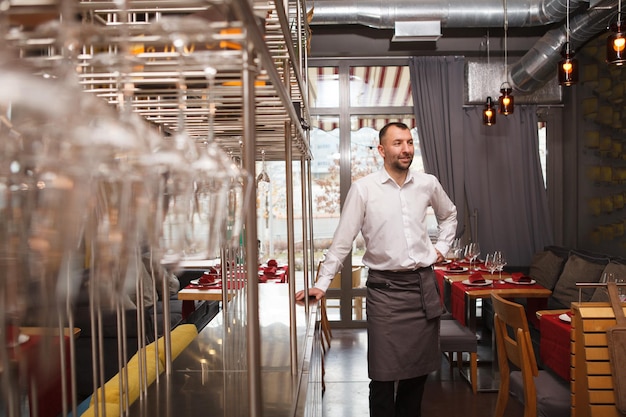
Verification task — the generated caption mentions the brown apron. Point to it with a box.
[366,267,443,381]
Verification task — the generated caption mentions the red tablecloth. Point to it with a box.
[450,280,547,326]
[435,269,446,306]
[539,313,571,381]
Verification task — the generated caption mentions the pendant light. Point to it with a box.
[498,0,514,115]
[559,0,579,85]
[607,0,626,65]
[483,96,496,125]
[498,85,514,115]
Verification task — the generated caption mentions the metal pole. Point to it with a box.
[242,32,262,417]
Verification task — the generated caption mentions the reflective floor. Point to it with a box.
[322,328,525,417]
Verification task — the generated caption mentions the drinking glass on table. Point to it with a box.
[601,272,615,283]
[616,277,626,302]
[448,238,462,260]
[484,253,497,276]
[493,251,506,279]
[465,242,481,270]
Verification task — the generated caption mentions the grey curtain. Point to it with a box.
[409,56,553,266]
[462,106,553,266]
[409,56,466,237]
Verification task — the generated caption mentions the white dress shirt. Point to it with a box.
[315,168,457,292]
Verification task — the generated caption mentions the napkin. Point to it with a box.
[263,266,277,276]
[468,272,486,284]
[199,268,220,284]
[199,274,218,284]
[267,259,278,268]
[511,272,532,283]
[448,262,464,271]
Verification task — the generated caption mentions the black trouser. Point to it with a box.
[369,375,428,417]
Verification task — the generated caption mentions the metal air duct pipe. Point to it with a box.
[309,0,586,28]
[510,0,617,93]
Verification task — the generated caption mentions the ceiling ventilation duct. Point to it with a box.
[510,0,618,93]
[309,0,586,29]
[392,21,441,42]
[310,0,618,94]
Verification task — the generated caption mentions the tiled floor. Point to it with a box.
[322,328,525,417]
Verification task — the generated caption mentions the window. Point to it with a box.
[308,60,424,324]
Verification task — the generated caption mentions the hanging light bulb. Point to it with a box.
[608,0,626,65]
[483,96,496,126]
[559,0,579,85]
[558,44,579,85]
[608,22,626,65]
[498,84,514,115]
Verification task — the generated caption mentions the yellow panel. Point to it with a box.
[586,361,613,375]
[589,390,616,404]
[590,405,622,417]
[588,376,616,390]
[584,332,608,347]
[585,346,610,361]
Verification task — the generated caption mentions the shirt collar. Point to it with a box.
[379,168,415,185]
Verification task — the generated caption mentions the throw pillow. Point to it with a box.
[528,250,566,290]
[590,261,626,302]
[549,253,608,309]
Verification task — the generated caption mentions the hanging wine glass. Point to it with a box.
[223,149,253,251]
[256,149,271,261]
[183,57,230,260]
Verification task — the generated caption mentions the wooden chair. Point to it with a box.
[439,317,478,394]
[326,265,364,320]
[315,262,332,353]
[316,263,365,353]
[491,292,570,417]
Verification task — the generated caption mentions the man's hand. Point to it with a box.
[295,287,325,301]
[435,249,445,264]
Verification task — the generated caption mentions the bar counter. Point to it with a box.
[127,283,322,417]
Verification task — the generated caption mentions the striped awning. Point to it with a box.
[309,65,414,132]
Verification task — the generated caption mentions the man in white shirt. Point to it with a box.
[296,122,457,417]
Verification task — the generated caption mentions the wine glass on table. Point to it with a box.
[465,242,480,271]
[493,251,506,280]
[485,253,497,277]
[448,238,462,261]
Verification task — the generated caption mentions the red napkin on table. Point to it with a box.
[468,272,486,284]
[448,262,464,271]
[267,259,278,268]
[199,270,219,284]
[263,266,277,276]
[511,272,532,283]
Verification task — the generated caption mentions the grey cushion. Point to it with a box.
[439,319,477,353]
[590,261,626,302]
[510,370,570,417]
[529,250,566,290]
[549,253,608,309]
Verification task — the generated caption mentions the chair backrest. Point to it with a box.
[327,265,363,289]
[491,293,539,412]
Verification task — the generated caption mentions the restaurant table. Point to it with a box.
[435,267,552,392]
[446,276,551,330]
[536,309,572,381]
[178,268,288,319]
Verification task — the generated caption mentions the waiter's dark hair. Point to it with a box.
[379,122,411,144]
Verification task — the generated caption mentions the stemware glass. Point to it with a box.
[493,251,507,280]
[465,242,480,270]
[448,238,462,261]
[485,253,497,276]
